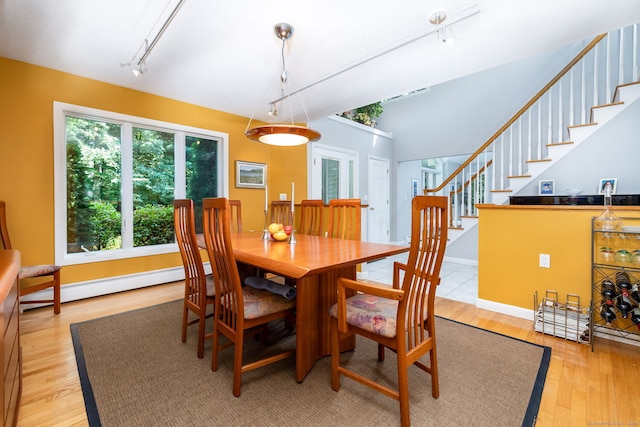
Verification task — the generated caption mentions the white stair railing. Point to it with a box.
[425,23,640,228]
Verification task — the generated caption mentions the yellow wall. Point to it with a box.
[477,204,640,310]
[0,57,306,284]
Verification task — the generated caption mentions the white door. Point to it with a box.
[310,144,359,202]
[367,156,390,243]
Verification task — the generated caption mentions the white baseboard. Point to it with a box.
[443,256,478,266]
[475,298,534,321]
[20,264,213,310]
[356,271,369,280]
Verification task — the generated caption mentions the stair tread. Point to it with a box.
[526,159,551,163]
[568,122,597,129]
[613,81,640,101]
[592,101,624,109]
[507,175,532,179]
[547,141,573,146]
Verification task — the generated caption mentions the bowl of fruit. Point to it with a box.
[267,223,292,241]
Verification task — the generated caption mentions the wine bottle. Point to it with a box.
[631,307,640,331]
[615,271,631,297]
[616,296,633,318]
[601,280,617,306]
[630,283,640,305]
[601,305,617,323]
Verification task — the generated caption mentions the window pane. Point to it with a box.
[66,116,122,253]
[185,136,218,233]
[322,158,339,204]
[132,127,175,247]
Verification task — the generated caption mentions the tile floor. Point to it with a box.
[363,252,478,305]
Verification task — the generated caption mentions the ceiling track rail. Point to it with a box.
[269,4,480,106]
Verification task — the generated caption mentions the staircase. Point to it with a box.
[425,23,640,244]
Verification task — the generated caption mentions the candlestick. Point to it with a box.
[291,182,294,212]
[262,209,269,240]
[265,185,268,211]
[288,210,296,244]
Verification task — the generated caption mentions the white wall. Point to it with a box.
[379,40,589,162]
[384,40,590,242]
[517,98,640,196]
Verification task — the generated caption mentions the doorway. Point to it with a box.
[367,156,390,243]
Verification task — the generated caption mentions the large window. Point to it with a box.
[54,102,228,265]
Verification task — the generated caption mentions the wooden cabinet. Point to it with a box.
[0,250,21,427]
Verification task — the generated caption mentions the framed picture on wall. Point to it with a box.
[598,178,617,195]
[411,179,419,198]
[538,179,555,196]
[235,161,267,189]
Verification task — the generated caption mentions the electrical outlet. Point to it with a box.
[279,193,287,200]
[539,254,551,268]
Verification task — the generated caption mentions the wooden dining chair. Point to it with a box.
[173,199,215,359]
[299,199,324,236]
[329,195,448,427]
[267,199,294,282]
[0,200,61,314]
[202,197,296,397]
[270,200,292,226]
[327,198,361,240]
[228,199,243,233]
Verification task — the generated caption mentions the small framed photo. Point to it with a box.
[538,180,555,196]
[411,179,419,198]
[598,178,617,195]
[235,161,267,189]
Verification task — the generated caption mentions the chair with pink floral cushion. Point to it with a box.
[328,195,448,426]
[202,197,295,397]
[0,200,61,314]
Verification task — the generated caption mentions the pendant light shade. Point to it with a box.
[245,124,321,146]
[245,23,321,146]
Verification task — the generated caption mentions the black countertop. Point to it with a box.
[509,194,640,206]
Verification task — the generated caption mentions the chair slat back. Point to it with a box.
[173,199,207,308]
[0,201,12,250]
[327,199,361,240]
[401,195,448,350]
[229,200,243,233]
[270,201,291,226]
[299,200,324,236]
[202,198,244,327]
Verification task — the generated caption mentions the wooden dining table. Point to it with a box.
[199,232,409,382]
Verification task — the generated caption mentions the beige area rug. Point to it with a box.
[71,300,550,427]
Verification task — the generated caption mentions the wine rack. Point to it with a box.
[534,290,590,343]
[591,216,640,350]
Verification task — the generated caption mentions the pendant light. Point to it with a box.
[245,23,321,146]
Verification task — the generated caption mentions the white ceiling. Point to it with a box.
[1,0,640,124]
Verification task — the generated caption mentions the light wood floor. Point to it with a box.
[17,282,640,427]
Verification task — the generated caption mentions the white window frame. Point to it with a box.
[53,101,229,266]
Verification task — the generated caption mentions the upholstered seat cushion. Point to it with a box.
[221,286,295,320]
[18,264,61,280]
[328,293,399,338]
